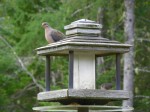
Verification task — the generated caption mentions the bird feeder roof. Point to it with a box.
[36,19,131,56]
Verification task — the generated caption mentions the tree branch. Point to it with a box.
[136,68,150,73]
[11,83,36,99]
[71,4,93,17]
[136,38,150,42]
[135,95,150,99]
[0,35,44,91]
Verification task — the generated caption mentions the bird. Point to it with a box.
[42,22,65,43]
[69,102,80,105]
[100,83,113,90]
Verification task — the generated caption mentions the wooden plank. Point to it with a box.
[66,28,101,36]
[37,45,130,56]
[64,22,102,30]
[74,52,95,89]
[33,105,134,111]
[68,89,130,100]
[38,89,68,101]
[69,51,74,89]
[37,89,131,101]
[116,54,121,90]
[45,55,50,91]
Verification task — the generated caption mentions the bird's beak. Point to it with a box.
[41,24,45,28]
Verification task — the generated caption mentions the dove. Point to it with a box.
[100,83,113,90]
[42,22,65,43]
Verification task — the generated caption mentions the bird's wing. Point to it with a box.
[51,29,65,42]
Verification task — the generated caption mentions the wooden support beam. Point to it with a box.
[69,51,74,89]
[78,108,89,112]
[116,54,121,90]
[37,89,131,103]
[45,55,51,91]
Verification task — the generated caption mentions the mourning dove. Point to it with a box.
[100,83,113,90]
[42,22,65,43]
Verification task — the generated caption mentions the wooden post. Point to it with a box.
[73,52,95,89]
[78,108,89,112]
[45,55,50,91]
[69,51,74,89]
[116,54,121,90]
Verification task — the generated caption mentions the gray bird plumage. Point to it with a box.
[100,83,113,90]
[42,22,65,43]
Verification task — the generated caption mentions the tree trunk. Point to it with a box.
[96,7,105,75]
[123,0,135,109]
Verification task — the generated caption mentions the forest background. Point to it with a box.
[0,0,149,112]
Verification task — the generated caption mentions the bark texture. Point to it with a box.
[123,0,135,108]
[96,7,105,75]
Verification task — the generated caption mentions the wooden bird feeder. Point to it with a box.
[36,19,132,105]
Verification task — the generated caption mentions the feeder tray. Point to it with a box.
[38,89,131,105]
[33,105,134,112]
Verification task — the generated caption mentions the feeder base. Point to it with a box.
[37,89,131,105]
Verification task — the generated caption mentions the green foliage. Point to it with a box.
[51,56,69,89]
[133,1,150,111]
[96,68,116,89]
